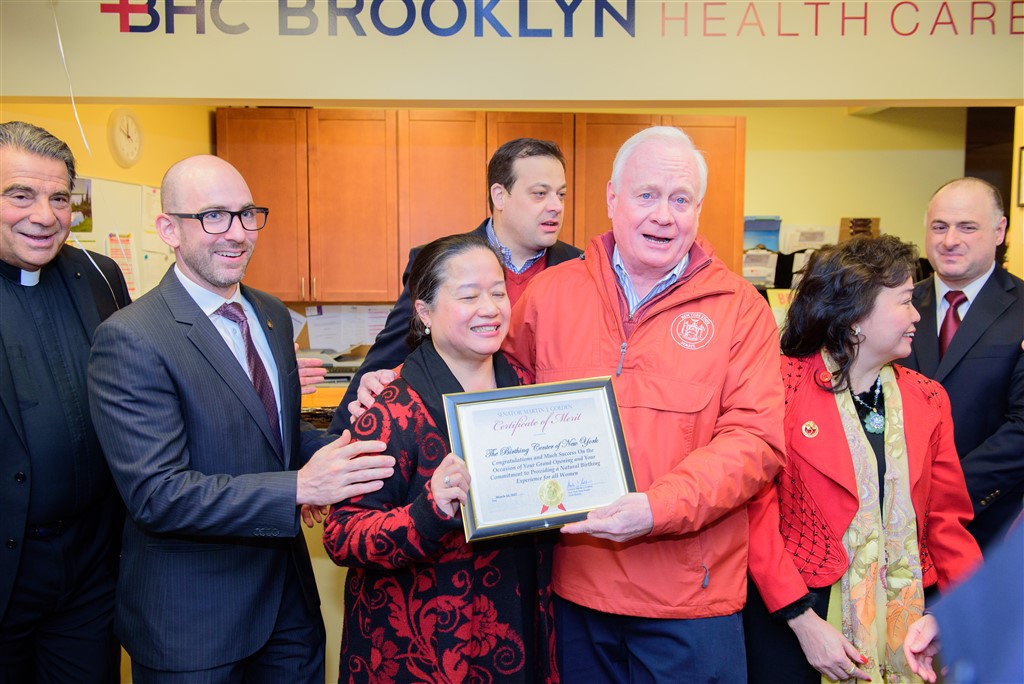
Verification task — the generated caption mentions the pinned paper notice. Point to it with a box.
[304,305,395,352]
[305,306,347,350]
[289,309,306,342]
[107,233,137,295]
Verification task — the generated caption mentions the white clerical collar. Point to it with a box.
[0,258,42,286]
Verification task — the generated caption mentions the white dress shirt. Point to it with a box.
[174,266,283,432]
[933,262,995,331]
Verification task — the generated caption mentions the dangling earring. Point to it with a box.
[424,326,431,336]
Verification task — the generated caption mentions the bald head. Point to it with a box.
[161,155,251,214]
[924,176,1007,290]
[155,155,259,298]
[928,177,1004,227]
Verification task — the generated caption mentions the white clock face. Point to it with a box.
[109,109,142,168]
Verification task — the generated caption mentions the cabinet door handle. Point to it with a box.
[300,277,306,300]
[312,277,318,301]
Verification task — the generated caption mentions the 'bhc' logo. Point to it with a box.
[99,0,249,34]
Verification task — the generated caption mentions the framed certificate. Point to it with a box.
[444,377,635,542]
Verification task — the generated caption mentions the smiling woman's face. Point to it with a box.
[417,246,510,367]
[855,277,921,368]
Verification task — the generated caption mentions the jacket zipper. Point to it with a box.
[616,342,627,376]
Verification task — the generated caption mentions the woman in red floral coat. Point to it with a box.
[323,233,557,684]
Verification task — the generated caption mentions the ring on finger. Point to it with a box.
[443,475,451,485]
[846,664,856,676]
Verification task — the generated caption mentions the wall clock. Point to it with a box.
[107,108,143,168]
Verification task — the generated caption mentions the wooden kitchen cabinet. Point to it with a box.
[218,108,747,302]
[215,108,309,301]
[217,108,400,302]
[397,110,487,262]
[574,114,746,273]
[308,110,399,302]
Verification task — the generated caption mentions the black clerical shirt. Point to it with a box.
[0,259,109,525]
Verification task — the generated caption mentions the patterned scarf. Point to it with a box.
[822,352,925,683]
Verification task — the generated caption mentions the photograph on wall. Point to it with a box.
[70,178,92,233]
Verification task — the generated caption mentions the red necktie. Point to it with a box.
[215,302,282,447]
[938,290,967,358]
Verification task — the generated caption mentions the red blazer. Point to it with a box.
[748,354,982,613]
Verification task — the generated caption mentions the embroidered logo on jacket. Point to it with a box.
[671,312,714,350]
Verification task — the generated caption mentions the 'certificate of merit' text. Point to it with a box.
[444,377,635,541]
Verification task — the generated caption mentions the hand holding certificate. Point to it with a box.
[559,492,654,543]
[444,377,636,541]
[431,453,470,518]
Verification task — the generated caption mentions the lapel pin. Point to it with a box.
[267,320,273,329]
[801,421,819,438]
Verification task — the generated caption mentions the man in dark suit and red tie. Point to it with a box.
[88,155,396,682]
[899,177,1024,552]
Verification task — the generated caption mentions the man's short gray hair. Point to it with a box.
[0,121,77,188]
[610,126,708,202]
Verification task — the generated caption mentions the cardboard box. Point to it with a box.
[839,217,880,242]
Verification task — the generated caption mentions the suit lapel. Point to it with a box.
[910,278,940,376]
[0,342,26,450]
[243,286,293,468]
[935,270,1015,381]
[53,249,105,339]
[159,270,285,465]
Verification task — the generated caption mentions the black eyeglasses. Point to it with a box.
[167,207,269,235]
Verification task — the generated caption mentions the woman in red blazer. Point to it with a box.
[745,236,981,683]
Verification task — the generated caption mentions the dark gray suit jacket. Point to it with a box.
[900,268,1024,550]
[0,246,129,619]
[331,219,582,431]
[88,267,328,671]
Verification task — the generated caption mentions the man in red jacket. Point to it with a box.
[502,126,786,683]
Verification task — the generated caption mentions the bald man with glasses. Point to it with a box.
[88,155,395,683]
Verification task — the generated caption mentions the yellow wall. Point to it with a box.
[0,102,215,187]
[1010,106,1024,278]
[671,106,968,253]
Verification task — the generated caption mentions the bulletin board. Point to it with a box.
[67,177,174,297]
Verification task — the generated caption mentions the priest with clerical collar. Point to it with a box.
[0,121,131,682]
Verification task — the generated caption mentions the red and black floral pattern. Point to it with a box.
[324,377,557,684]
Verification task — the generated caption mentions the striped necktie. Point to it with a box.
[215,302,282,447]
